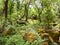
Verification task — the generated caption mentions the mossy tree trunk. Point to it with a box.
[24,4,29,22]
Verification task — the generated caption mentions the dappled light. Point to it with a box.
[0,0,60,45]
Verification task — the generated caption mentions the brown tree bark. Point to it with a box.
[4,0,8,19]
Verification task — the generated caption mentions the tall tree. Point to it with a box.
[4,0,8,19]
[2,0,8,28]
[24,3,29,21]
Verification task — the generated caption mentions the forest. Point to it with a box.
[0,0,60,45]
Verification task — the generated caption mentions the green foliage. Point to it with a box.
[5,34,45,45]
[0,36,8,45]
[40,1,57,28]
[8,0,14,15]
[5,35,25,45]
[0,0,60,45]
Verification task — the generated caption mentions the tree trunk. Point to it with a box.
[4,0,8,19]
[2,0,8,28]
[25,4,28,22]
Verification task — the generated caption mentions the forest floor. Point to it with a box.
[0,19,60,45]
